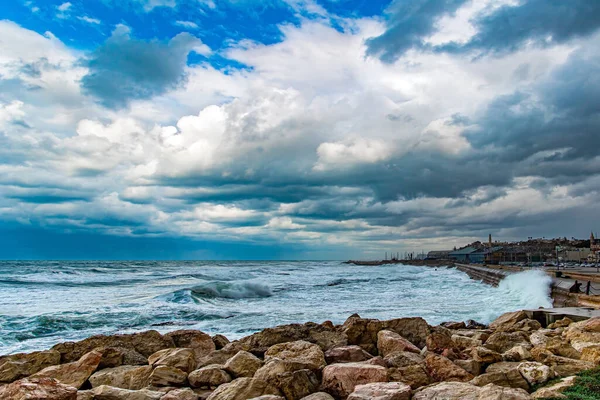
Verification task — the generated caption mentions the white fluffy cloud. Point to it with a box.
[1,5,599,257]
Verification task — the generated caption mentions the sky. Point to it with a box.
[1,0,600,260]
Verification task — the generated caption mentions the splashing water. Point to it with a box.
[0,261,554,355]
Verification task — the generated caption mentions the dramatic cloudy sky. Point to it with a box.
[1,0,600,259]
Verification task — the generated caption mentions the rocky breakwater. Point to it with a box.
[1,312,600,400]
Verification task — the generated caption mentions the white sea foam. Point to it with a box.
[496,269,553,309]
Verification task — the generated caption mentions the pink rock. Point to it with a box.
[321,362,388,398]
[0,377,77,400]
[377,331,420,357]
[348,382,412,400]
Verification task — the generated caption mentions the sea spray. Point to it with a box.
[496,269,553,309]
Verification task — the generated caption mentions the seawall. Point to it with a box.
[455,263,599,308]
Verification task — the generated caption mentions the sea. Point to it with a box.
[0,261,553,355]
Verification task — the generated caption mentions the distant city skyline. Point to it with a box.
[1,0,600,259]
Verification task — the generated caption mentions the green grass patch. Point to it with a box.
[544,367,600,400]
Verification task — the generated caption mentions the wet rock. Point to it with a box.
[377,330,420,357]
[89,365,153,390]
[321,362,387,398]
[441,322,466,330]
[52,331,175,363]
[299,393,334,400]
[149,365,187,387]
[166,330,216,364]
[517,362,554,386]
[206,377,281,400]
[581,345,600,364]
[465,320,488,330]
[32,349,102,389]
[224,351,263,378]
[0,350,61,383]
[470,347,503,364]
[531,376,576,399]
[264,341,326,370]
[213,335,230,350]
[89,385,164,400]
[148,348,196,373]
[424,353,473,382]
[240,322,347,355]
[484,332,530,354]
[0,377,77,400]
[161,387,199,400]
[189,365,232,388]
[347,382,411,400]
[324,346,373,364]
[489,311,529,332]
[388,364,431,389]
[383,351,424,368]
[412,381,530,400]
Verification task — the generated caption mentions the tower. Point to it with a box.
[591,231,595,246]
[488,234,492,248]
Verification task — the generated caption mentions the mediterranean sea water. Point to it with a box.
[0,261,552,355]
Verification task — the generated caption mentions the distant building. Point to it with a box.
[448,247,478,263]
[565,249,592,262]
[470,246,504,264]
[426,250,452,260]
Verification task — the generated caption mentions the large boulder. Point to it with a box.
[388,364,431,389]
[502,346,532,362]
[166,330,216,363]
[347,382,411,400]
[0,377,77,400]
[470,347,503,364]
[489,311,529,332]
[149,365,188,386]
[545,354,594,377]
[272,369,320,400]
[213,335,230,350]
[51,330,174,363]
[413,382,530,400]
[452,335,482,351]
[426,327,456,354]
[89,365,153,389]
[340,316,384,355]
[224,351,263,378]
[189,365,232,388]
[517,362,554,386]
[324,346,373,364]
[197,343,251,369]
[542,337,581,360]
[31,349,102,389]
[264,341,326,370]
[239,322,347,355]
[0,350,61,383]
[484,332,530,354]
[383,318,430,349]
[89,385,164,400]
[424,354,473,382]
[583,316,600,332]
[562,319,600,351]
[377,331,420,357]
[148,348,196,373]
[469,369,529,391]
[206,377,281,400]
[321,362,387,398]
[453,360,482,376]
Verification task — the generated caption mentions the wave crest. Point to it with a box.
[189,281,273,300]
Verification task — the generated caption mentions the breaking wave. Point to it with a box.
[189,281,273,300]
[496,269,553,309]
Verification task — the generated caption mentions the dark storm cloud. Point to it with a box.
[367,0,600,61]
[444,0,600,55]
[365,0,467,62]
[81,26,205,108]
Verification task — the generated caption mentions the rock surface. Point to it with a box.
[224,351,263,378]
[31,349,102,389]
[377,331,420,357]
[413,381,530,399]
[189,364,232,388]
[89,365,153,390]
[324,346,373,364]
[347,382,411,400]
[148,348,196,373]
[0,377,77,400]
[264,341,326,370]
[321,362,388,398]
[0,350,61,384]
[206,377,281,400]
